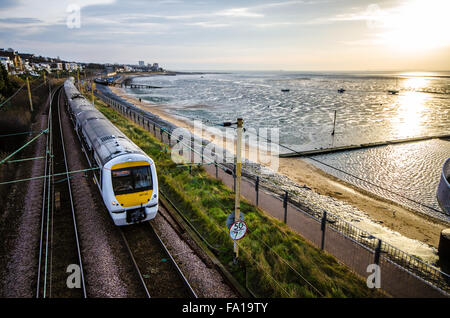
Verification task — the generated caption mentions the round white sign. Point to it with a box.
[229,220,247,241]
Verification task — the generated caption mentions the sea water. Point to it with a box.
[126,71,450,221]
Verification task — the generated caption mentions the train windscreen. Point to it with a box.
[111,166,153,195]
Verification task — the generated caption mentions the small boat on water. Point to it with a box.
[281,89,290,92]
[388,78,399,95]
[437,157,450,215]
[337,88,345,93]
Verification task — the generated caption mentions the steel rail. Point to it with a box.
[119,220,198,298]
[36,85,58,298]
[56,87,87,297]
[42,85,55,298]
[147,221,198,298]
[118,228,152,298]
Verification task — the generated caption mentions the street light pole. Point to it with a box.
[77,69,80,91]
[26,77,33,112]
[234,118,243,262]
[91,81,95,106]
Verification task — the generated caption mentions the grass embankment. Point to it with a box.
[94,97,384,298]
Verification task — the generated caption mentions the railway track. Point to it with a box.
[119,216,198,298]
[35,82,212,298]
[36,86,86,298]
[60,82,199,298]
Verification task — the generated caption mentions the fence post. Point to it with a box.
[283,191,288,223]
[321,211,327,250]
[374,239,382,265]
[191,137,194,163]
[255,176,259,206]
[215,161,218,179]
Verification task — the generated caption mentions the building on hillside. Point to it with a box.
[0,56,14,72]
[150,63,160,72]
[63,62,71,71]
[0,49,22,71]
[51,62,63,71]
[35,63,52,73]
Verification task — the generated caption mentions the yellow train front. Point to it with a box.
[103,155,158,225]
[64,78,158,226]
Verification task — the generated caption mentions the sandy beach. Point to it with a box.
[108,80,449,263]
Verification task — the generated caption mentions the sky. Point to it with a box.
[0,0,449,71]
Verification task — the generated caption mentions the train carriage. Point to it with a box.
[64,78,158,225]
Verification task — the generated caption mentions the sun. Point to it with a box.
[376,0,450,51]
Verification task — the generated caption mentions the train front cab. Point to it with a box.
[103,157,158,226]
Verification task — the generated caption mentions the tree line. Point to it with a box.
[0,64,20,102]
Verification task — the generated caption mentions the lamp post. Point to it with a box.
[223,118,244,264]
[234,118,243,262]
[77,69,80,91]
[26,77,33,112]
[91,81,95,106]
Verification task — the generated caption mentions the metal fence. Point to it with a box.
[95,90,449,297]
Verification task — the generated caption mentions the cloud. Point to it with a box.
[0,17,42,24]
[215,7,264,18]
[0,0,18,9]
[185,21,231,28]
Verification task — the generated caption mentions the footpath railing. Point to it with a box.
[95,89,450,298]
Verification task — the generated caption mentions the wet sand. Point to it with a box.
[108,83,449,256]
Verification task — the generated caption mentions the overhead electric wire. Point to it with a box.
[0,129,48,165]
[0,84,26,109]
[0,130,46,138]
[31,80,48,92]
[0,167,99,186]
[95,88,449,295]
[98,92,325,296]
[195,179,325,297]
[99,90,444,214]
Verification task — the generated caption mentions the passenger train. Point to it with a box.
[63,78,158,225]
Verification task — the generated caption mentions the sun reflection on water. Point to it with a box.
[391,91,428,138]
[402,76,429,91]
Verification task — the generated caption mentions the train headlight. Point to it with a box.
[152,193,157,200]
[112,200,118,206]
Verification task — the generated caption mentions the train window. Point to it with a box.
[111,166,152,195]
[133,166,152,191]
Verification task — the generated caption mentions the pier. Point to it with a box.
[279,134,450,158]
[112,82,163,89]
